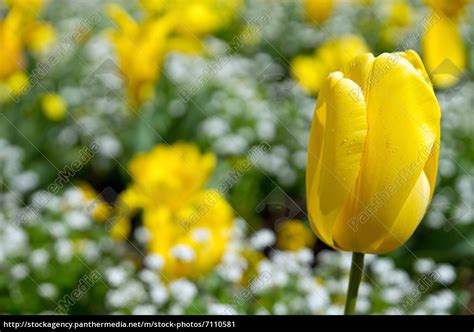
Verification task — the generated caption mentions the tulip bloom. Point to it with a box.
[306,50,441,255]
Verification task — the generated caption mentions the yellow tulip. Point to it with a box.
[304,0,334,25]
[306,50,440,254]
[421,0,468,88]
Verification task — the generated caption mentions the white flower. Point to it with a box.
[138,269,158,284]
[2,225,27,257]
[414,258,435,274]
[144,254,164,271]
[170,244,196,262]
[273,302,287,315]
[326,305,344,315]
[55,240,73,263]
[64,189,85,208]
[106,267,128,287]
[81,240,100,262]
[49,222,67,238]
[208,304,236,315]
[38,283,57,299]
[384,270,412,286]
[95,135,121,158]
[134,227,151,244]
[168,304,184,315]
[435,264,456,284]
[11,264,29,280]
[132,304,156,315]
[200,117,229,138]
[340,252,353,271]
[12,171,38,192]
[426,290,456,313]
[106,280,147,309]
[384,308,402,315]
[30,249,50,268]
[250,229,275,250]
[356,298,371,313]
[358,282,372,298]
[371,258,395,278]
[150,284,169,305]
[381,287,404,304]
[191,228,211,243]
[271,270,289,287]
[256,121,275,141]
[255,308,269,315]
[307,287,329,312]
[317,250,339,266]
[217,252,247,282]
[214,135,248,155]
[292,150,307,170]
[65,211,91,230]
[170,279,197,305]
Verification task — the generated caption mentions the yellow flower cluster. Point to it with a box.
[106,0,242,108]
[120,143,234,280]
[0,0,55,102]
[291,35,369,95]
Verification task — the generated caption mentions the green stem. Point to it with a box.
[344,252,365,315]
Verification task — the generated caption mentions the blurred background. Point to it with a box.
[0,0,473,315]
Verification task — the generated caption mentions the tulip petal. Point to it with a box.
[334,52,440,253]
[342,53,375,100]
[375,171,431,253]
[307,71,368,247]
[422,12,466,88]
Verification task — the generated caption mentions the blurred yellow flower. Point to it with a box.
[41,93,67,121]
[106,4,176,109]
[120,143,234,280]
[0,71,29,103]
[144,190,234,280]
[306,50,440,254]
[140,0,241,36]
[291,35,369,95]
[277,220,315,251]
[304,0,334,25]
[0,9,25,80]
[107,1,242,108]
[389,0,413,26]
[239,249,265,286]
[23,21,56,54]
[424,0,468,17]
[78,182,112,223]
[109,216,132,241]
[422,0,468,88]
[379,0,413,48]
[0,0,55,102]
[123,143,216,211]
[4,0,47,16]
